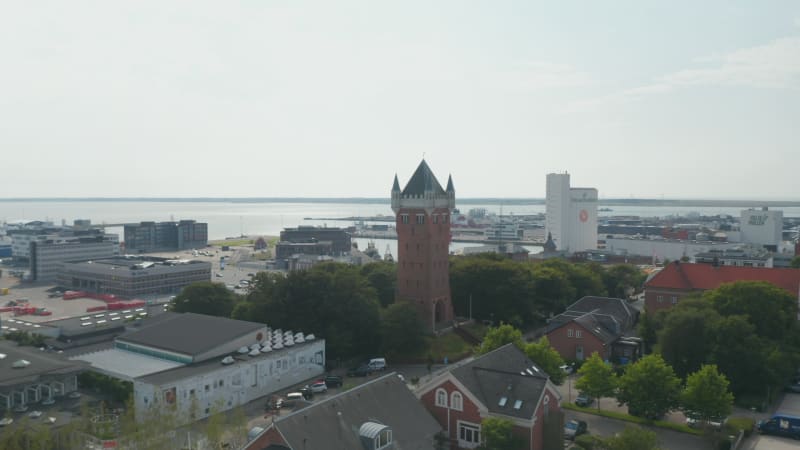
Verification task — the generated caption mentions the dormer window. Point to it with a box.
[375,429,392,449]
[498,396,507,407]
[360,422,392,450]
[513,400,523,410]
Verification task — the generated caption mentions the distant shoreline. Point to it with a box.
[0,197,798,208]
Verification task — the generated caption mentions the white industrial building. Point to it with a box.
[545,172,598,253]
[30,236,120,282]
[604,236,741,262]
[739,207,783,249]
[71,312,325,424]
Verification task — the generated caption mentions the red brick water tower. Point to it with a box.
[391,160,456,332]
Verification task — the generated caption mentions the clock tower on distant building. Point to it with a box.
[391,160,456,332]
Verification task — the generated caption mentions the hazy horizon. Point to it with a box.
[3,1,799,199]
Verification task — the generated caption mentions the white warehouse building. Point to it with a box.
[545,172,598,253]
[72,313,325,424]
[739,207,783,249]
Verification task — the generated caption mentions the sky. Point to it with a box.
[2,1,799,200]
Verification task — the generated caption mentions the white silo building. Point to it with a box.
[545,173,598,253]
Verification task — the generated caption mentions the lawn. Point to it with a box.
[210,239,254,247]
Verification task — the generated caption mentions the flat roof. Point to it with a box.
[137,337,323,386]
[0,341,88,389]
[116,313,265,357]
[72,348,184,382]
[61,257,211,275]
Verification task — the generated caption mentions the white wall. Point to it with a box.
[740,209,782,247]
[134,339,325,424]
[605,238,740,261]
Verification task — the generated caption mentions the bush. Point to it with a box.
[725,416,755,437]
[574,434,600,449]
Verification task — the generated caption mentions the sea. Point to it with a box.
[1,200,799,260]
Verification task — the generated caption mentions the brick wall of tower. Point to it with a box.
[396,207,454,331]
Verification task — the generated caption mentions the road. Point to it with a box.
[565,410,709,450]
[742,391,800,450]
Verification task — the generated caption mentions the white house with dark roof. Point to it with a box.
[71,312,325,423]
[415,343,562,450]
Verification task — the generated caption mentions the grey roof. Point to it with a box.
[545,296,637,342]
[392,174,401,192]
[401,160,446,197]
[0,341,89,389]
[446,174,454,193]
[450,343,549,420]
[116,313,264,357]
[272,373,441,450]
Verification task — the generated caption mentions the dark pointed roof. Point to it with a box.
[392,174,400,192]
[543,232,557,252]
[446,174,454,192]
[401,160,446,196]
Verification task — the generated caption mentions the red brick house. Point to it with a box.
[545,296,640,362]
[644,261,800,313]
[416,343,562,450]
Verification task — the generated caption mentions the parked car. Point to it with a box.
[324,375,343,388]
[575,393,594,407]
[67,391,81,399]
[560,364,574,375]
[309,380,327,393]
[368,358,387,371]
[44,417,56,425]
[280,392,305,408]
[785,382,800,393]
[28,410,43,419]
[564,420,588,440]
[298,387,314,400]
[41,397,56,406]
[13,404,28,413]
[0,417,13,426]
[758,413,800,439]
[347,365,372,377]
[685,412,726,430]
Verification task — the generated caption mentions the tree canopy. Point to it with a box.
[705,281,797,342]
[575,353,617,410]
[525,336,566,385]
[479,417,524,450]
[681,364,733,423]
[476,324,523,355]
[170,281,238,317]
[617,354,681,420]
[380,301,426,357]
[599,426,662,450]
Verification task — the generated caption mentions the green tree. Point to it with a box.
[478,417,524,450]
[476,323,523,355]
[524,336,566,385]
[617,354,681,420]
[708,315,770,395]
[637,312,658,354]
[381,301,426,357]
[170,281,238,317]
[601,264,647,299]
[790,255,800,269]
[705,281,797,342]
[657,307,718,378]
[360,261,397,307]
[204,399,227,449]
[681,364,734,424]
[575,353,617,410]
[531,265,576,319]
[599,426,661,450]
[450,256,537,327]
[234,262,382,360]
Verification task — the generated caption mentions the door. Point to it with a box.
[576,345,584,361]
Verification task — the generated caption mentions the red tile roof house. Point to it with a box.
[545,296,640,362]
[415,343,563,450]
[644,261,800,313]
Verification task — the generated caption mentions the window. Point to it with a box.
[671,296,678,304]
[219,379,224,387]
[567,329,574,338]
[451,391,463,411]
[513,400,523,410]
[433,215,439,224]
[657,295,664,303]
[576,330,583,338]
[401,214,409,224]
[205,384,210,392]
[444,215,449,223]
[375,429,392,449]
[458,422,481,447]
[416,214,425,224]
[498,396,507,407]
[435,388,448,407]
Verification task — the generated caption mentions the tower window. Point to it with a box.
[401,214,409,224]
[416,214,425,224]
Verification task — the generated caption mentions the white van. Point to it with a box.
[368,358,387,371]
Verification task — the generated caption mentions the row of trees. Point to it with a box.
[450,255,645,328]
[170,257,646,361]
[577,353,734,424]
[639,281,800,399]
